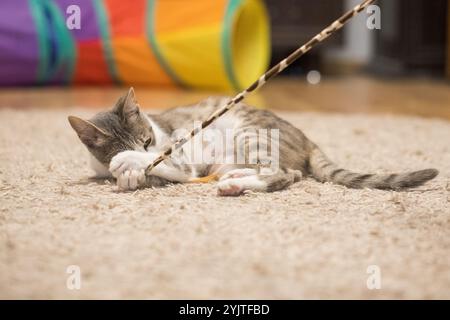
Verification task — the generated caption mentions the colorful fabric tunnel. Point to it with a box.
[0,0,270,91]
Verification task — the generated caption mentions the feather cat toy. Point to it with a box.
[145,0,377,178]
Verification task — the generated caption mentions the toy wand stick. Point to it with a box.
[145,0,377,176]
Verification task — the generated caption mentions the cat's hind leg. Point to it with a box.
[217,168,302,196]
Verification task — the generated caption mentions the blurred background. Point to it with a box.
[270,0,448,77]
[0,0,449,119]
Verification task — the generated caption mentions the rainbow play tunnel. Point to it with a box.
[0,0,270,91]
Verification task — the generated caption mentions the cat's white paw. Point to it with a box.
[117,169,146,191]
[219,168,257,181]
[109,151,154,178]
[217,175,266,196]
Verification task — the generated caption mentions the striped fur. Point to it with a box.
[308,146,439,190]
[145,0,377,176]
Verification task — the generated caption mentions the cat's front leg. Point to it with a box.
[109,151,151,190]
[110,150,190,190]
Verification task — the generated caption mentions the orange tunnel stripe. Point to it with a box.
[74,41,113,84]
[155,0,228,34]
[104,0,174,86]
[105,0,147,37]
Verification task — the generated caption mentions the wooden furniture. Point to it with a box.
[372,0,448,76]
[265,0,344,74]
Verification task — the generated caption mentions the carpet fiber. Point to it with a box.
[0,108,449,299]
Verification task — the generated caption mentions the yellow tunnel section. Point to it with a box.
[152,0,270,91]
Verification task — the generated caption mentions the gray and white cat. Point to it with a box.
[68,88,438,196]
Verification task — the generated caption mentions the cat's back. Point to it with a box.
[158,96,304,136]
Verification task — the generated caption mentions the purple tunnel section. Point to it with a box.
[0,0,40,86]
[48,0,103,84]
[54,0,102,41]
[0,0,103,86]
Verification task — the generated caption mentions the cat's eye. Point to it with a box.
[144,137,152,151]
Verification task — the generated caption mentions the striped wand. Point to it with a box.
[145,0,377,176]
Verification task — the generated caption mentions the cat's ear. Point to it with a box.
[123,87,141,122]
[68,116,109,148]
[115,87,141,122]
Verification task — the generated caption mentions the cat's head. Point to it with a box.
[68,88,154,167]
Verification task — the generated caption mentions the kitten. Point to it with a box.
[68,88,438,196]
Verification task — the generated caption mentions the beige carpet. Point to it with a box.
[0,108,449,299]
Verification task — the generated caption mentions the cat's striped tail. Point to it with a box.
[308,146,438,190]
